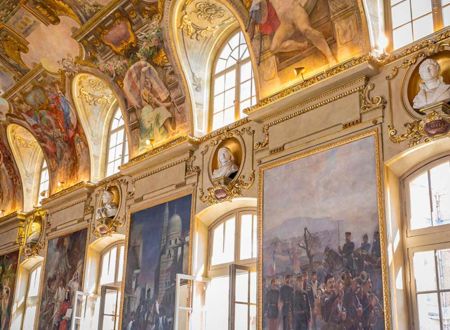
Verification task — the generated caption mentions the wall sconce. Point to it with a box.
[57,181,65,188]
[294,67,306,81]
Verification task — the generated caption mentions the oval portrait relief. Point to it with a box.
[407,51,450,113]
[210,137,243,183]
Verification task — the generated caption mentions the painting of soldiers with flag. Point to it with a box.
[260,131,389,330]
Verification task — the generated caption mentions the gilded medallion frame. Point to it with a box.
[257,128,391,329]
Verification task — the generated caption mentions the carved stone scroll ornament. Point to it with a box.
[388,102,450,147]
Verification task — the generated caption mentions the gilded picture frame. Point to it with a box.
[257,129,391,329]
[118,189,196,329]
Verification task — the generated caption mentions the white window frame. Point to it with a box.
[20,263,42,330]
[207,209,257,278]
[386,0,447,51]
[106,108,128,177]
[402,154,450,329]
[37,159,49,205]
[209,31,257,132]
[97,242,125,330]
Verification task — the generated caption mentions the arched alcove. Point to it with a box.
[7,124,45,211]
[168,0,259,136]
[72,73,129,181]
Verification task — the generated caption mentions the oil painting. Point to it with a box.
[0,250,19,330]
[261,133,386,330]
[122,195,192,330]
[38,229,87,330]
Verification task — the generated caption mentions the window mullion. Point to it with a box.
[235,63,241,121]
[434,249,444,330]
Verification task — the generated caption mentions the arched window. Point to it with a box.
[388,0,449,50]
[205,209,257,330]
[98,243,125,330]
[211,31,256,131]
[106,109,128,177]
[11,263,43,329]
[37,160,49,205]
[403,156,450,329]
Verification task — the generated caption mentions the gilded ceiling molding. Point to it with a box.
[2,64,44,99]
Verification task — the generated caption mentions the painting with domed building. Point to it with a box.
[122,195,192,330]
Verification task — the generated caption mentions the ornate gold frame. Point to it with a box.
[257,128,391,329]
[118,189,196,328]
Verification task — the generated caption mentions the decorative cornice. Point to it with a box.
[196,117,250,143]
[0,211,25,224]
[245,55,376,115]
[42,181,95,204]
[132,157,189,183]
[255,77,368,150]
[121,135,199,170]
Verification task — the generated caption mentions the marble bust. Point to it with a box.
[413,59,450,109]
[96,190,118,219]
[212,147,239,179]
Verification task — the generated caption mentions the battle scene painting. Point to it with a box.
[262,134,385,330]
[38,229,87,330]
[122,195,192,330]
[0,250,19,330]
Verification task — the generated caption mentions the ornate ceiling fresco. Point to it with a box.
[0,0,373,215]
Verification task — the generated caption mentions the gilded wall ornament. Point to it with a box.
[388,103,450,147]
[93,184,121,237]
[360,82,386,113]
[18,209,46,259]
[101,15,136,55]
[199,126,255,205]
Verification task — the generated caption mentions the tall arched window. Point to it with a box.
[106,109,128,177]
[11,262,43,329]
[37,160,49,205]
[403,156,450,329]
[205,209,257,330]
[388,0,449,50]
[98,243,125,330]
[211,31,256,131]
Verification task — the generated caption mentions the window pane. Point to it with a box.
[438,249,450,290]
[100,247,117,286]
[235,303,248,330]
[241,61,252,82]
[214,93,225,113]
[211,218,235,266]
[213,113,224,130]
[240,214,254,260]
[205,276,229,330]
[409,171,432,230]
[414,250,437,292]
[235,271,249,303]
[417,293,440,330]
[225,70,236,90]
[250,272,257,304]
[224,89,235,108]
[391,1,411,28]
[23,305,37,329]
[252,215,257,259]
[411,0,432,19]
[444,5,450,27]
[224,107,235,126]
[117,245,125,282]
[413,14,434,40]
[214,75,225,95]
[28,266,42,297]
[430,161,450,226]
[440,292,450,328]
[104,290,118,315]
[393,24,413,49]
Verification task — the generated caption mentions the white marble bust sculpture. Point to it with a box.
[212,147,239,179]
[96,190,118,219]
[413,58,450,109]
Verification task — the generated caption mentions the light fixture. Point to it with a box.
[57,181,65,188]
[294,67,306,81]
